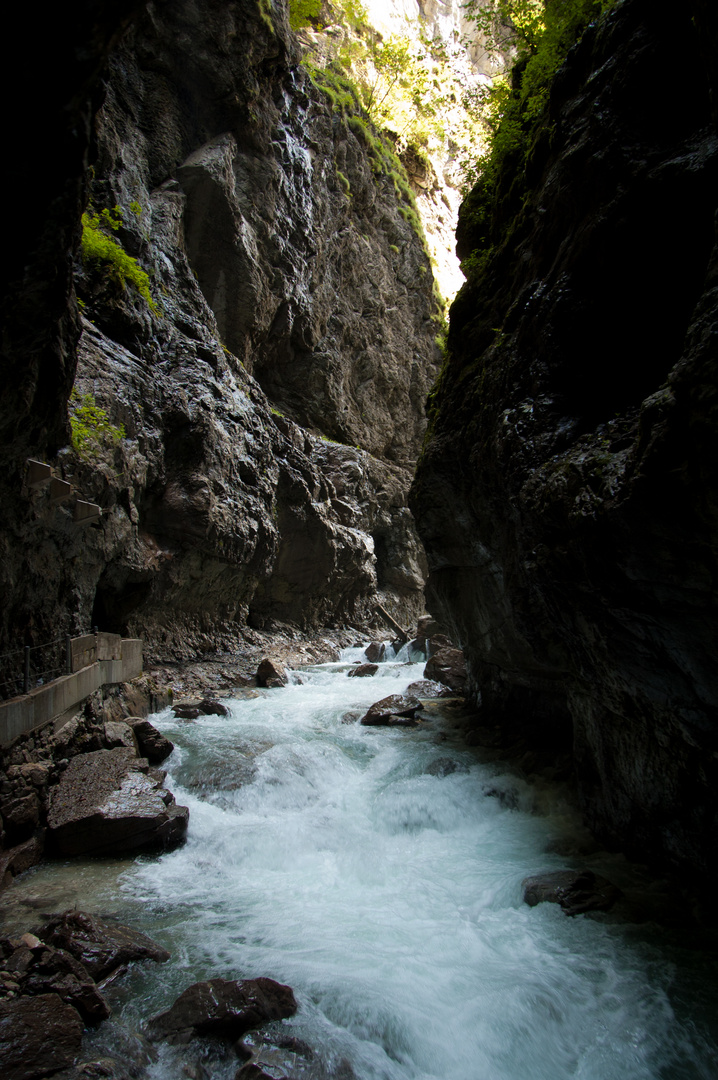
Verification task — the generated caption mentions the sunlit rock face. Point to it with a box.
[315,0,501,305]
[412,0,718,888]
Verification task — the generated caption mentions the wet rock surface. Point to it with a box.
[360,693,423,726]
[411,0,718,889]
[38,910,170,983]
[126,719,174,765]
[47,748,188,856]
[0,935,109,1025]
[0,992,84,1080]
[147,977,297,1046]
[0,912,170,1080]
[347,663,378,678]
[423,645,467,693]
[522,870,623,917]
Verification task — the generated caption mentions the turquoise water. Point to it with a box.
[4,653,717,1078]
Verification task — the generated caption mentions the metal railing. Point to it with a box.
[0,630,97,702]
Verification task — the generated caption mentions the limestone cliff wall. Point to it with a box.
[0,0,439,664]
[411,0,718,888]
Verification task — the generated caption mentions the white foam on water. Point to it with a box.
[40,656,717,1079]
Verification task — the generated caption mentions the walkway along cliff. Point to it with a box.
[2,0,718,900]
[411,0,718,892]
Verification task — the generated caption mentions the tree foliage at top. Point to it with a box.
[460,0,614,276]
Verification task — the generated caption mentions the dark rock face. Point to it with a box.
[0,0,438,662]
[0,993,84,1080]
[0,935,110,1026]
[47,748,188,855]
[147,977,297,1045]
[411,0,718,888]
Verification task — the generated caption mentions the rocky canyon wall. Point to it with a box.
[1,0,441,664]
[411,0,718,889]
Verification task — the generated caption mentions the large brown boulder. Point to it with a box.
[360,694,422,726]
[0,993,83,1080]
[39,910,170,982]
[256,659,288,688]
[127,718,174,764]
[423,646,466,693]
[347,664,378,678]
[146,977,297,1045]
[47,748,189,856]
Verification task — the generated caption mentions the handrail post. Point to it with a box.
[23,647,30,694]
[66,634,72,675]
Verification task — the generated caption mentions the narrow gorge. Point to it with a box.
[1,0,718,1078]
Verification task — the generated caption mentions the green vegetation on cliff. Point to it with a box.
[69,389,126,459]
[460,0,615,278]
[80,204,158,312]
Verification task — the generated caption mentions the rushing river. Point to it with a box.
[4,649,718,1079]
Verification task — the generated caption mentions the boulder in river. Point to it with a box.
[522,870,622,916]
[38,910,170,982]
[127,718,174,764]
[256,659,288,688]
[0,993,84,1080]
[360,694,422,726]
[198,698,230,717]
[348,664,378,678]
[146,976,297,1045]
[47,748,189,856]
[423,646,467,693]
[406,679,450,699]
[363,642,385,663]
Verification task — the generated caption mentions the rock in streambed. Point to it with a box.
[147,977,297,1046]
[47,748,188,856]
[522,870,622,916]
[360,694,423,726]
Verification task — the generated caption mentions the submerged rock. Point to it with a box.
[38,910,170,982]
[146,977,297,1046]
[46,749,188,856]
[522,870,622,916]
[360,694,422,726]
